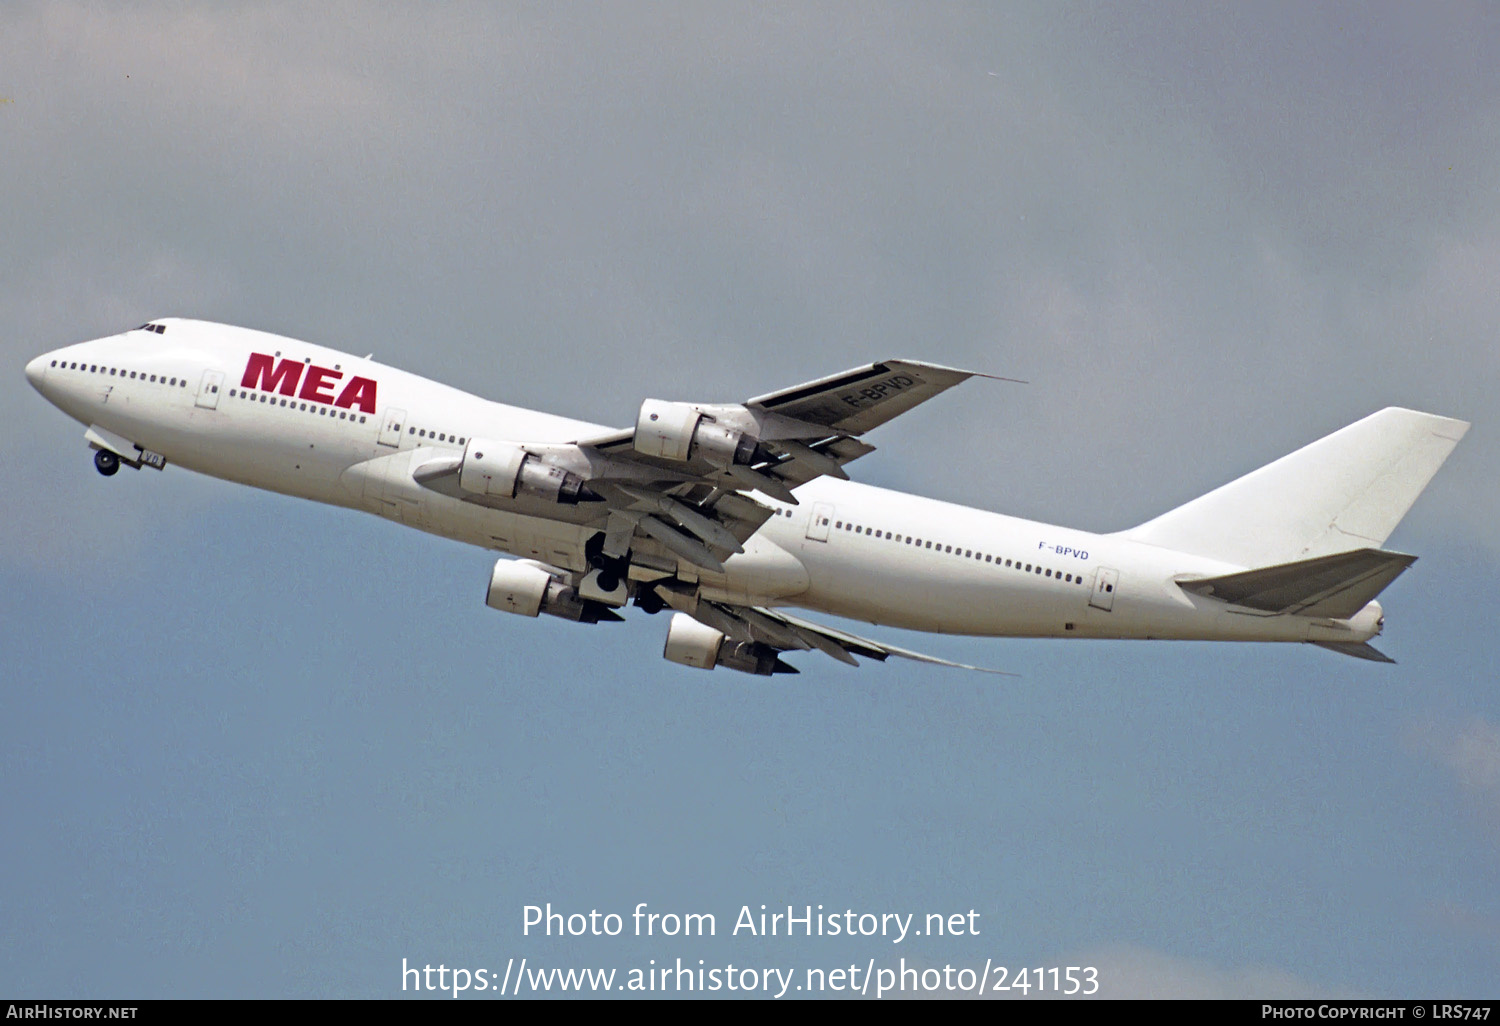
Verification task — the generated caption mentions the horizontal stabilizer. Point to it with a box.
[1309,641,1397,664]
[1179,547,1416,619]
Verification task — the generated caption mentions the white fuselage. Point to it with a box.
[24,319,1382,649]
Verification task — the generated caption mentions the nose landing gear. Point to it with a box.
[94,449,120,476]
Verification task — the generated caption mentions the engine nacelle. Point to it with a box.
[634,400,759,467]
[486,559,614,623]
[661,612,792,675]
[460,438,590,503]
[662,612,725,669]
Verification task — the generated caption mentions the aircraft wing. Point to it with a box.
[654,586,1013,676]
[414,358,1001,574]
[578,358,989,491]
[742,359,986,436]
[565,359,999,570]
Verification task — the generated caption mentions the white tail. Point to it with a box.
[1122,408,1469,568]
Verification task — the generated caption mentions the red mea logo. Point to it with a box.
[241,353,377,413]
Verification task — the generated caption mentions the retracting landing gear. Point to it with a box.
[94,449,120,477]
[584,531,631,593]
[633,585,666,615]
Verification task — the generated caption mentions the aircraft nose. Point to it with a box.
[25,353,49,392]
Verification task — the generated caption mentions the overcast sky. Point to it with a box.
[3,2,1497,999]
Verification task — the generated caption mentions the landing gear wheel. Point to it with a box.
[585,531,630,595]
[94,449,120,477]
[634,586,666,615]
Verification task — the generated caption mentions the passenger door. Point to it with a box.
[1089,567,1120,611]
[805,502,834,542]
[378,407,407,448]
[194,369,224,410]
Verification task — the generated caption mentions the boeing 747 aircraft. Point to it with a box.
[25,320,1468,673]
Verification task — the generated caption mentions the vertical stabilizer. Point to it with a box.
[1122,408,1468,568]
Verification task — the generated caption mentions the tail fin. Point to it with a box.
[1122,408,1468,568]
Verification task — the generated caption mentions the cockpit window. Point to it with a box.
[135,323,167,334]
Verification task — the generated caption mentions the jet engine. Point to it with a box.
[661,612,796,675]
[486,559,621,623]
[634,400,759,467]
[460,439,592,504]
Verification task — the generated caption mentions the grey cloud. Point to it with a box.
[1408,715,1500,822]
[4,2,1495,560]
[1442,717,1500,795]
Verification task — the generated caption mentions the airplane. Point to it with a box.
[24,319,1468,674]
